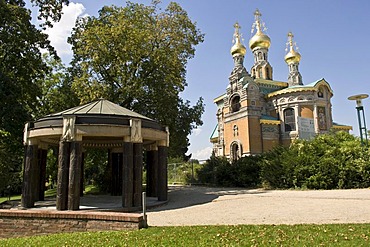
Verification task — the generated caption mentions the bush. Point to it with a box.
[199,132,370,190]
[197,154,261,187]
[261,131,370,189]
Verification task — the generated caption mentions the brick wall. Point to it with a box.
[0,210,144,238]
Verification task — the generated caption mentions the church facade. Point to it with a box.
[210,9,351,161]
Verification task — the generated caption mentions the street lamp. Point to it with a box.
[348,94,369,146]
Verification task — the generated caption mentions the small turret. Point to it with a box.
[285,32,303,86]
[249,9,273,80]
[249,9,271,51]
[230,22,247,57]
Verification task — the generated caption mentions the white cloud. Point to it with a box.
[192,128,202,136]
[44,3,86,62]
[191,146,212,161]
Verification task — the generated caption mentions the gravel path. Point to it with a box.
[147,186,370,226]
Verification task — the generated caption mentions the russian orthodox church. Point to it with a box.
[210,9,351,160]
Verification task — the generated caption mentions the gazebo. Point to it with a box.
[22,99,169,211]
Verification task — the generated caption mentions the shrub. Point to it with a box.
[204,132,370,190]
[197,154,261,187]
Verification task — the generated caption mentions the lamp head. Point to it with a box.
[348,94,369,107]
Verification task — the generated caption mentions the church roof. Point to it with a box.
[266,78,333,98]
[260,115,281,125]
[44,99,152,121]
[210,124,219,140]
[332,122,353,130]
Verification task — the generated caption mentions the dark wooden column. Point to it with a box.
[146,149,158,197]
[21,144,38,208]
[32,148,41,202]
[68,141,82,210]
[80,152,85,197]
[111,152,123,196]
[133,143,143,207]
[157,146,168,201]
[122,142,133,208]
[56,141,70,210]
[38,149,48,201]
[107,149,113,194]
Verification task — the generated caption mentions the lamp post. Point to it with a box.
[348,94,369,146]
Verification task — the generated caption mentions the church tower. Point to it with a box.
[211,8,352,159]
[229,22,249,85]
[249,9,273,80]
[285,32,303,86]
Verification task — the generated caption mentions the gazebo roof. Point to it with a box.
[31,99,166,135]
[45,99,152,121]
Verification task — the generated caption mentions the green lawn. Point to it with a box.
[0,224,369,246]
[0,195,21,204]
[0,185,95,204]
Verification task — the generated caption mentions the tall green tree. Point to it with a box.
[0,0,68,194]
[68,1,205,159]
[35,53,79,118]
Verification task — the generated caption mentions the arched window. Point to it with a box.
[231,95,241,113]
[284,108,296,132]
[258,68,263,78]
[318,88,324,98]
[266,67,270,79]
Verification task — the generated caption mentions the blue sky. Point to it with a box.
[27,0,370,160]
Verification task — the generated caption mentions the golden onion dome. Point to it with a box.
[249,9,271,50]
[284,32,301,64]
[249,31,271,50]
[285,49,301,64]
[230,22,246,56]
[231,39,247,56]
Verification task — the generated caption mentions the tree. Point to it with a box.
[68,1,205,159]
[35,53,79,118]
[0,0,68,194]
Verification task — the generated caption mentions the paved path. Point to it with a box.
[147,186,370,226]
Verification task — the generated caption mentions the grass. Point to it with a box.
[0,195,21,204]
[0,224,369,246]
[0,185,101,205]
